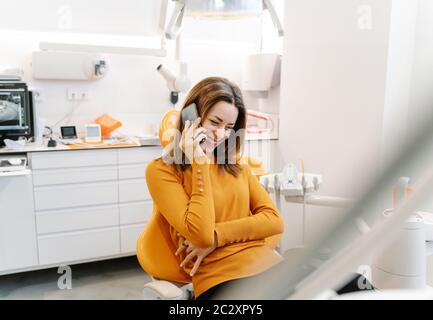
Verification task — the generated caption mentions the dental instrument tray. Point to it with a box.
[0,155,27,172]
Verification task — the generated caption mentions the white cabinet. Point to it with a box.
[36,205,119,234]
[117,147,161,164]
[38,227,120,265]
[0,146,160,274]
[118,180,150,203]
[30,149,117,169]
[32,147,159,266]
[0,172,38,272]
[33,166,118,186]
[34,181,119,211]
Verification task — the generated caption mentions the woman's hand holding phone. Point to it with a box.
[179,118,209,163]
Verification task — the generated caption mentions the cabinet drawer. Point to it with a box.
[30,149,117,169]
[36,205,119,234]
[118,164,148,180]
[34,181,118,211]
[33,166,117,186]
[118,147,162,165]
[38,228,120,265]
[119,201,152,225]
[120,224,146,254]
[119,180,150,202]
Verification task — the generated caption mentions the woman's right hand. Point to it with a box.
[179,118,208,163]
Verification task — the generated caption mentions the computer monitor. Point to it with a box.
[0,81,34,147]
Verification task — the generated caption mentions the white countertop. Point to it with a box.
[0,134,276,155]
[0,137,161,154]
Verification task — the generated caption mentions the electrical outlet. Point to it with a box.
[67,88,89,101]
[67,88,77,101]
[79,90,89,100]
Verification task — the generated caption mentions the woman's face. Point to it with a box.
[200,101,239,153]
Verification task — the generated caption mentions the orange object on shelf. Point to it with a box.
[95,113,122,138]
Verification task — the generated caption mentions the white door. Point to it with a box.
[0,172,38,273]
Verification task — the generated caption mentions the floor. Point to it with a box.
[0,256,158,300]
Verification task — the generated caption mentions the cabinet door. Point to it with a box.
[120,224,146,254]
[117,147,162,165]
[38,227,120,265]
[30,149,117,169]
[34,181,119,211]
[0,173,38,273]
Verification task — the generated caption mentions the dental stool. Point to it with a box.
[136,108,281,300]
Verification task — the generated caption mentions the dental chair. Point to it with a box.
[136,108,281,299]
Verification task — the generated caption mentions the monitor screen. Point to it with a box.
[0,82,32,136]
[61,126,77,138]
[86,126,100,138]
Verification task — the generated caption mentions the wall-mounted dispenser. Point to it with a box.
[241,53,281,98]
[32,51,108,80]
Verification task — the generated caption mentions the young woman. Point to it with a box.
[139,77,284,299]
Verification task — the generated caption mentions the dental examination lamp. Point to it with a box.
[165,0,284,40]
[157,63,191,107]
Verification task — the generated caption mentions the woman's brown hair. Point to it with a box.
[173,76,246,177]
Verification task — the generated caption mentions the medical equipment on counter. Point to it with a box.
[60,126,78,140]
[47,138,57,147]
[84,124,102,143]
[59,125,82,144]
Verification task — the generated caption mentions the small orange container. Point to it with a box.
[95,113,122,138]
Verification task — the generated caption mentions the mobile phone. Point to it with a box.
[181,103,206,144]
[181,103,199,124]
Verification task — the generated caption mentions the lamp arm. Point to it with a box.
[263,0,284,37]
[165,0,186,40]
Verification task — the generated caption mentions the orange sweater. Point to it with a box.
[137,158,284,297]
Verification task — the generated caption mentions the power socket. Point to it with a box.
[67,88,89,101]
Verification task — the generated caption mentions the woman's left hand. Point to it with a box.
[176,233,217,276]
